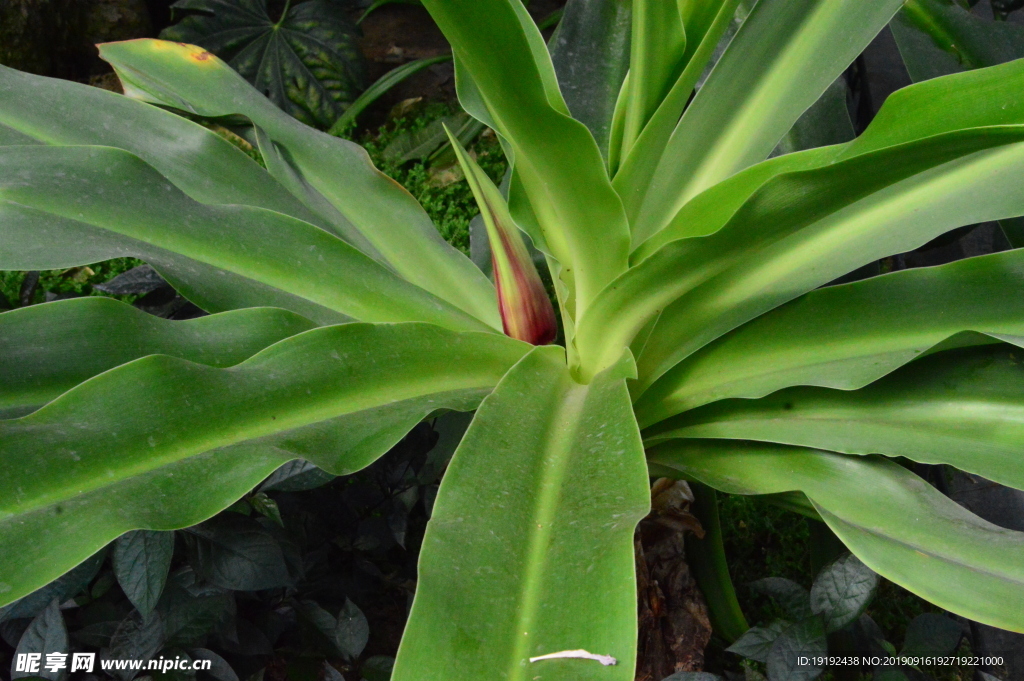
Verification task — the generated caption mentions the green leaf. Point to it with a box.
[0,145,488,331]
[361,656,395,681]
[13,600,68,681]
[628,0,904,242]
[0,323,527,607]
[330,55,454,134]
[247,492,284,527]
[113,530,175,618]
[548,0,632,160]
[98,40,500,328]
[748,578,812,621]
[621,0,687,157]
[649,346,1024,493]
[0,65,353,239]
[259,460,335,492]
[773,76,855,156]
[636,248,1024,423]
[337,598,370,660]
[809,554,877,633]
[765,617,827,681]
[0,298,315,418]
[184,514,290,591]
[161,0,366,130]
[393,348,650,681]
[891,0,1024,83]
[900,614,963,657]
[421,0,631,318]
[581,123,1024,383]
[158,572,231,646]
[650,441,1024,632]
[613,0,739,203]
[725,620,790,663]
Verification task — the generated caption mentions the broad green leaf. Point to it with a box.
[394,348,650,681]
[635,248,1024,423]
[113,530,175,618]
[0,298,315,418]
[548,0,632,160]
[580,128,1024,383]
[633,134,1024,391]
[98,40,499,328]
[0,145,489,332]
[161,0,366,130]
[420,0,631,317]
[765,617,827,681]
[646,346,1024,494]
[621,0,687,156]
[330,55,453,134]
[0,323,528,606]
[809,554,877,634]
[891,0,1024,83]
[650,441,1024,632]
[629,0,904,242]
[635,57,1024,259]
[107,611,165,680]
[0,64,366,243]
[13,600,68,681]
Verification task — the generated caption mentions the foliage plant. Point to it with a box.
[4,0,1024,679]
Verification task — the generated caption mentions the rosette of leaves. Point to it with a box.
[6,0,1024,679]
[160,0,367,129]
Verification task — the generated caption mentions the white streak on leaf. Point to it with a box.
[528,649,618,666]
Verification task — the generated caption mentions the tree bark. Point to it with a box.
[635,479,713,681]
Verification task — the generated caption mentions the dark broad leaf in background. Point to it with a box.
[0,552,105,624]
[360,655,395,681]
[748,577,813,621]
[260,459,336,492]
[725,620,791,664]
[113,530,175,618]
[161,0,367,129]
[104,611,165,681]
[336,598,370,660]
[93,265,167,296]
[12,600,68,681]
[157,570,233,647]
[661,673,725,681]
[765,617,828,681]
[188,648,240,681]
[183,514,292,591]
[900,613,964,657]
[809,553,878,634]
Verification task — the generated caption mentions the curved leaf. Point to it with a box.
[636,248,1024,422]
[0,64,367,244]
[629,0,904,242]
[420,0,631,317]
[548,0,632,160]
[647,346,1024,493]
[0,322,529,606]
[0,145,489,332]
[98,40,499,329]
[650,440,1024,633]
[394,348,649,681]
[578,128,1024,382]
[161,0,366,129]
[0,298,315,418]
